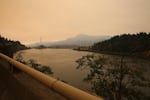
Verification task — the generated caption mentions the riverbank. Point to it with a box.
[74,48,150,60]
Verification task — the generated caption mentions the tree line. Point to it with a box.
[92,32,150,55]
[0,35,28,57]
[76,32,150,100]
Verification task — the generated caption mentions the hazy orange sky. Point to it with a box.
[0,0,150,44]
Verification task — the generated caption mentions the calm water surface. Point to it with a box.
[16,48,150,92]
[17,49,93,91]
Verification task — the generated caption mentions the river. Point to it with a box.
[15,48,93,91]
[15,48,150,93]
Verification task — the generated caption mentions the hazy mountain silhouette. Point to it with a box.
[29,34,110,47]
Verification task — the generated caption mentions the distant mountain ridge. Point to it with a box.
[29,34,110,47]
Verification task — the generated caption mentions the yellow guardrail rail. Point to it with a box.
[0,53,103,100]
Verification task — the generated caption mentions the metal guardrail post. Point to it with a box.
[0,53,103,100]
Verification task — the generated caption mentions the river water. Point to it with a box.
[15,49,93,91]
[15,48,150,93]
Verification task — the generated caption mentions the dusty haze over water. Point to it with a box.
[0,0,150,44]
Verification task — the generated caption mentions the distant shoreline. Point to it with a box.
[73,49,150,60]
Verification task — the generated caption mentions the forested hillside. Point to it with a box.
[0,35,28,57]
[92,32,150,55]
